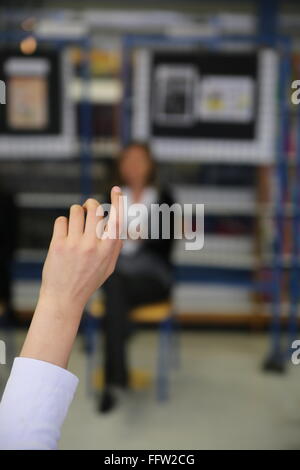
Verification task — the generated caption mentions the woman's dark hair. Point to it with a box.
[115,141,157,186]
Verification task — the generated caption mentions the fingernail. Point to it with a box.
[113,186,121,193]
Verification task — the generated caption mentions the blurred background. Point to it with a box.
[1,0,300,450]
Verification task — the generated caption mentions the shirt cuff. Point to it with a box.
[0,357,79,450]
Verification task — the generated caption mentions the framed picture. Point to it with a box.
[153,65,198,127]
[0,49,75,158]
[132,49,278,164]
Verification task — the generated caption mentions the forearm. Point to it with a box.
[20,293,83,369]
[0,295,82,449]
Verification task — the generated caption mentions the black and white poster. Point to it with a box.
[0,49,75,158]
[132,49,278,164]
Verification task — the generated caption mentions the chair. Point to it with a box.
[83,296,180,401]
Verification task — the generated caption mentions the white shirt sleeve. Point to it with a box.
[0,357,78,450]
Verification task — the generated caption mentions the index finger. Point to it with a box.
[103,186,123,241]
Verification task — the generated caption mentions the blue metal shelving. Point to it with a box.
[120,21,295,371]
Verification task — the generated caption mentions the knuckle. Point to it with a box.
[67,241,78,252]
[82,241,95,255]
[52,240,65,253]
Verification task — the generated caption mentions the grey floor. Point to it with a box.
[2,329,300,449]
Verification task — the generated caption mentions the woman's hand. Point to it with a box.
[40,187,122,313]
[20,187,123,369]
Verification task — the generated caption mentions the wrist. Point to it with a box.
[20,290,84,369]
[38,286,84,321]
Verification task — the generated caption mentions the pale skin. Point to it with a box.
[20,187,123,370]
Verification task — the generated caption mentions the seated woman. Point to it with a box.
[100,141,174,413]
